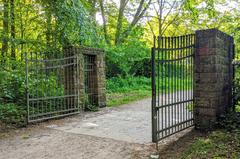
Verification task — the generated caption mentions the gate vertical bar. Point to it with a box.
[151,36,157,143]
[232,44,236,111]
[25,53,29,123]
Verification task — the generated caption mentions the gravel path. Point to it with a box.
[0,94,192,159]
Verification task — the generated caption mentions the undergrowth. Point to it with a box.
[181,112,240,159]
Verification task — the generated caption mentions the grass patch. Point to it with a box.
[107,90,151,107]
[181,130,240,159]
[106,76,151,106]
[179,113,240,159]
[106,76,192,107]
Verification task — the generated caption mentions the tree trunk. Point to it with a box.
[120,0,151,43]
[10,0,15,60]
[115,0,128,45]
[20,0,25,61]
[46,8,52,50]
[2,0,9,59]
[158,0,163,36]
[99,0,109,44]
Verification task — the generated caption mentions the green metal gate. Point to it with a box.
[151,34,195,143]
[25,52,80,123]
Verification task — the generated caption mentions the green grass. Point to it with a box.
[106,76,192,107]
[181,130,240,159]
[106,76,151,106]
[107,90,151,107]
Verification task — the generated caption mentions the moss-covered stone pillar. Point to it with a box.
[64,46,106,110]
[96,50,106,107]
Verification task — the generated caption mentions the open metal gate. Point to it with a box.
[151,34,195,143]
[25,52,80,123]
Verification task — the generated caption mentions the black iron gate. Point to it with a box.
[151,34,195,143]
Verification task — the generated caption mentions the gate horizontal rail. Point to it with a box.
[157,54,194,63]
[155,99,193,109]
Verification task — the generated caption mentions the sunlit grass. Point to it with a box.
[106,76,193,107]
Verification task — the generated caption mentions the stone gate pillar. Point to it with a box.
[64,46,106,109]
[194,29,234,130]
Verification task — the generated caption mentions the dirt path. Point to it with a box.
[0,96,193,159]
[0,127,156,159]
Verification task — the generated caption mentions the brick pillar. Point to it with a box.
[194,29,234,130]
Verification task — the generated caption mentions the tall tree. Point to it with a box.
[152,0,183,36]
[114,0,152,45]
[120,0,152,43]
[99,0,109,44]
[115,0,128,45]
[10,0,15,59]
[45,3,52,50]
[2,0,9,58]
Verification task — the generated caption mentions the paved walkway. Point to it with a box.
[51,90,192,144]
[0,92,192,159]
[51,98,152,144]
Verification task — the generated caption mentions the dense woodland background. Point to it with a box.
[0,0,240,126]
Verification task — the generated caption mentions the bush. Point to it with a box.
[0,61,26,105]
[0,103,26,127]
[129,58,151,77]
[105,39,149,78]
[234,66,240,112]
[217,112,240,131]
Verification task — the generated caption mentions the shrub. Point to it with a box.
[0,67,25,105]
[0,103,26,127]
[217,111,240,131]
[105,39,149,78]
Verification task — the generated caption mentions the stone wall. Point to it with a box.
[194,29,234,129]
[64,46,106,110]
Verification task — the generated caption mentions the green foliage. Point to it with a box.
[0,62,25,105]
[105,37,149,77]
[28,73,64,98]
[106,76,151,106]
[234,66,240,112]
[52,0,100,47]
[236,101,240,113]
[129,58,151,77]
[84,94,99,112]
[0,103,26,126]
[217,112,240,131]
[0,60,27,127]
